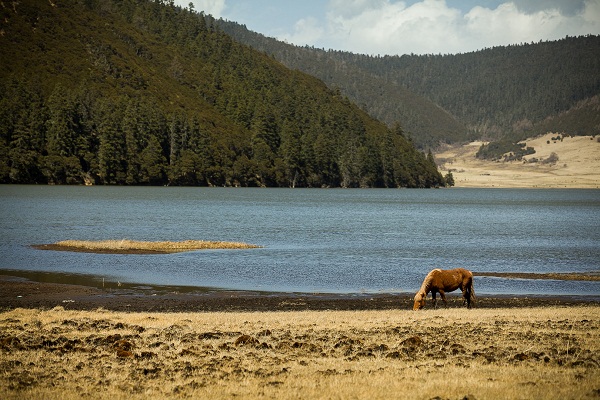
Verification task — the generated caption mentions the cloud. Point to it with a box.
[285,0,600,55]
[173,0,226,16]
[464,3,563,48]
[282,17,326,47]
[512,0,586,16]
[463,1,600,49]
[325,0,463,55]
[172,0,600,55]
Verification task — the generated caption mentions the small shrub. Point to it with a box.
[542,152,559,165]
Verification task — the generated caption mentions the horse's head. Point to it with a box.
[413,291,425,310]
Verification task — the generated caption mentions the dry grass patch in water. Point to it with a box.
[32,239,261,254]
[1,306,599,399]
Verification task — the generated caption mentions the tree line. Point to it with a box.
[0,78,446,188]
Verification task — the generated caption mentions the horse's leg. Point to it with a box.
[439,290,447,308]
[468,280,475,309]
[465,287,472,309]
[432,291,437,309]
[462,279,474,309]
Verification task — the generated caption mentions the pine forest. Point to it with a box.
[0,0,446,187]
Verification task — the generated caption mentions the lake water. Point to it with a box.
[1,185,599,297]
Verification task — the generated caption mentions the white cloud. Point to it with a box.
[172,0,600,55]
[284,0,600,55]
[581,0,600,29]
[282,17,325,47]
[465,3,578,49]
[173,0,226,16]
[326,0,463,55]
[462,0,600,51]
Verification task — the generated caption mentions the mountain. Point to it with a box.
[217,20,471,149]
[0,0,445,188]
[217,20,600,150]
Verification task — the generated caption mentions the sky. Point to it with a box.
[176,0,600,55]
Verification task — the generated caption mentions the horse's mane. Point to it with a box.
[418,268,441,295]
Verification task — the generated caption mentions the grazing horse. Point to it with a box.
[413,268,475,310]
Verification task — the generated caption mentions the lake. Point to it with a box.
[1,185,599,297]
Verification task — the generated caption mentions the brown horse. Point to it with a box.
[413,268,475,310]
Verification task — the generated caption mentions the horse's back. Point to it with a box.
[451,268,473,282]
[435,268,473,291]
[452,267,472,276]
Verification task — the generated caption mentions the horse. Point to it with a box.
[413,268,475,310]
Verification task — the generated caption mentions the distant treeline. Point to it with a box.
[0,0,447,188]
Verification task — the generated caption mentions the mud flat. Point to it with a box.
[1,274,597,313]
[1,305,598,400]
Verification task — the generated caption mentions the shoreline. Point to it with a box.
[1,274,598,313]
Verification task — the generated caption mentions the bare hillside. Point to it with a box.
[436,133,600,188]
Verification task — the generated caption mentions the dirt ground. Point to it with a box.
[435,133,600,188]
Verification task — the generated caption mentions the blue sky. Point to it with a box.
[177,0,600,55]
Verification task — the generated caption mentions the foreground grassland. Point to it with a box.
[32,240,261,254]
[1,306,598,399]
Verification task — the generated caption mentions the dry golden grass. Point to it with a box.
[1,306,598,399]
[33,239,261,254]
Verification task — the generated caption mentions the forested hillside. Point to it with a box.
[369,36,600,139]
[218,20,471,149]
[218,21,600,150]
[0,0,445,188]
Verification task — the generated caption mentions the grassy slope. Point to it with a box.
[435,133,600,188]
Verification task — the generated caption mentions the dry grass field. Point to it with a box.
[435,133,600,188]
[1,306,598,399]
